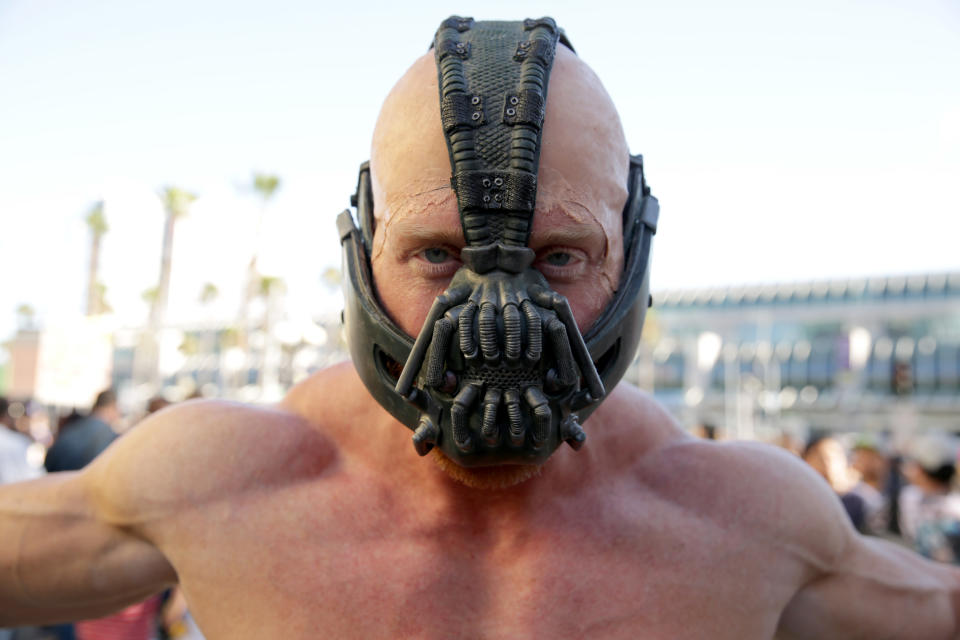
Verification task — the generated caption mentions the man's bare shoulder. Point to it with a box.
[86,391,339,529]
[280,360,380,428]
[636,434,852,568]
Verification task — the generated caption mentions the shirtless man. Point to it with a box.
[2,17,958,639]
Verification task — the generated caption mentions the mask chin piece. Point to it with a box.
[560,414,586,451]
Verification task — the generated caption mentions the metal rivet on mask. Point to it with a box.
[506,108,516,116]
[471,112,481,120]
[493,177,503,187]
[544,368,562,393]
[510,96,519,105]
[440,370,458,394]
[471,96,481,105]
[483,194,491,203]
[482,178,491,187]
[494,194,501,202]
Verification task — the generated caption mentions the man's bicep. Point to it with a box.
[777,535,960,639]
[0,471,176,625]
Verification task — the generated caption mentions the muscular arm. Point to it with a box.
[679,440,960,639]
[778,533,960,639]
[0,470,176,624]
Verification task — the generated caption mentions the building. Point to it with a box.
[641,272,960,441]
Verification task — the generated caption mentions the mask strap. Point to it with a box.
[432,17,560,255]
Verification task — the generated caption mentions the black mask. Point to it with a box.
[338,16,659,467]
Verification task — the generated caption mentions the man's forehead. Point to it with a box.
[370,42,629,242]
[380,179,610,252]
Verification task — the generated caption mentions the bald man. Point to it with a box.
[2,18,959,639]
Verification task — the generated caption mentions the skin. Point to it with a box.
[851,447,888,490]
[802,437,853,493]
[2,47,960,639]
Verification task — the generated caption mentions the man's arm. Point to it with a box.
[777,496,960,639]
[0,466,176,624]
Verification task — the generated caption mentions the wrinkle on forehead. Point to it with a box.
[372,179,457,262]
[533,165,617,261]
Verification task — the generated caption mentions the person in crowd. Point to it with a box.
[0,397,42,485]
[692,421,719,440]
[848,435,892,535]
[3,17,960,639]
[0,398,45,640]
[147,396,171,416]
[43,389,119,473]
[802,433,868,533]
[899,432,960,564]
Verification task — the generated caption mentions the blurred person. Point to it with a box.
[43,389,118,473]
[147,396,171,416]
[899,433,960,564]
[772,430,804,457]
[848,436,892,535]
[886,452,907,536]
[3,17,960,639]
[0,398,44,640]
[159,590,204,640]
[802,434,868,533]
[692,420,719,440]
[0,397,42,485]
[56,409,84,435]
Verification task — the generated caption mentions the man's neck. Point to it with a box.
[90,408,115,426]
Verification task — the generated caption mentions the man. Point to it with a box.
[44,388,119,473]
[2,17,959,639]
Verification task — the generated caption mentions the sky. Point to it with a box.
[0,0,957,342]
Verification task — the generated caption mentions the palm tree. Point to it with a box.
[137,187,195,389]
[256,275,285,398]
[92,282,112,315]
[238,172,281,342]
[84,201,108,315]
[199,282,219,306]
[152,187,196,331]
[198,282,220,390]
[321,266,341,290]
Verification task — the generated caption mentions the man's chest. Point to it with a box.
[165,479,795,639]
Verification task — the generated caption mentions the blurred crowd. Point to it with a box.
[698,421,960,562]
[0,391,204,640]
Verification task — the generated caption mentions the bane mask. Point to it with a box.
[338,16,659,467]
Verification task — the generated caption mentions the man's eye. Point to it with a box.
[544,252,572,266]
[423,248,452,263]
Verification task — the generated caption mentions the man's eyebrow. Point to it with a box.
[530,205,607,248]
[534,224,601,244]
[383,210,464,248]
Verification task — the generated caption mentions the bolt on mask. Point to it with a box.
[338,16,659,468]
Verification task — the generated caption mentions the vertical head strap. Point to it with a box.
[433,17,560,255]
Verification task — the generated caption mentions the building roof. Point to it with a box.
[654,272,960,310]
